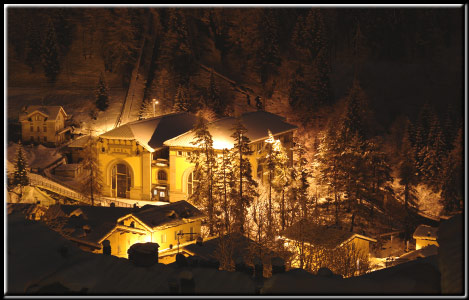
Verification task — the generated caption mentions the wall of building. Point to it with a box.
[97,138,151,200]
[416,238,439,250]
[95,217,201,259]
[21,111,66,144]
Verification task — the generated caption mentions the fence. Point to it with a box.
[29,173,137,208]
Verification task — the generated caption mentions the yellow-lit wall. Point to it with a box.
[167,131,294,203]
[416,238,439,250]
[168,147,195,202]
[97,138,152,200]
[93,216,202,258]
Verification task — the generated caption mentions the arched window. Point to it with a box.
[187,171,199,196]
[112,163,132,198]
[158,170,167,181]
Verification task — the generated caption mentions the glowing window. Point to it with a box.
[187,172,199,196]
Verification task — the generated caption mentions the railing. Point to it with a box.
[29,175,89,204]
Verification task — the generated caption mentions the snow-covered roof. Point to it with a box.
[281,220,377,249]
[44,205,136,246]
[67,135,95,148]
[99,112,198,152]
[7,203,47,217]
[132,200,204,230]
[183,232,274,263]
[164,110,298,149]
[413,224,438,240]
[19,105,66,121]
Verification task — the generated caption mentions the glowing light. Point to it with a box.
[213,139,233,150]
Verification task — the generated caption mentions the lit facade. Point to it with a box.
[96,111,297,202]
[19,105,70,145]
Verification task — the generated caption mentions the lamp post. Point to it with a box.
[152,98,159,117]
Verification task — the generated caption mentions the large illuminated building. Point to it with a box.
[96,110,297,203]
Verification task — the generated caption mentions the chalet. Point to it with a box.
[413,224,439,250]
[19,105,71,145]
[42,200,204,258]
[280,220,377,270]
[96,110,297,202]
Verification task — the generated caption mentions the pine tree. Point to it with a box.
[291,137,311,223]
[189,116,218,236]
[173,84,191,112]
[95,73,110,111]
[440,128,463,213]
[207,70,224,116]
[100,8,139,73]
[395,120,419,244]
[230,119,258,233]
[41,18,60,83]
[11,142,30,200]
[255,8,281,87]
[80,137,103,206]
[214,147,235,234]
[25,18,42,73]
[291,8,326,61]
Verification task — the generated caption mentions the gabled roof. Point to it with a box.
[99,112,198,152]
[281,220,377,249]
[132,200,204,229]
[183,232,274,263]
[44,204,135,245]
[19,105,66,121]
[67,135,96,148]
[413,224,438,240]
[164,110,298,149]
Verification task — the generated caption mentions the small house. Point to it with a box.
[19,105,71,145]
[280,220,377,272]
[43,200,204,258]
[413,224,439,250]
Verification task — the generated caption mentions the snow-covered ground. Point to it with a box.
[6,142,63,172]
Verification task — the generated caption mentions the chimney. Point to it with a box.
[102,240,111,255]
[176,253,188,268]
[127,242,159,267]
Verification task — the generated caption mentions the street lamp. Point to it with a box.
[152,98,159,117]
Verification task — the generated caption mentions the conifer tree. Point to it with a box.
[11,142,30,200]
[25,18,42,73]
[291,137,311,223]
[189,116,218,236]
[80,137,103,206]
[230,119,258,233]
[207,70,224,116]
[173,84,191,112]
[398,119,419,244]
[214,147,235,234]
[440,128,463,213]
[255,8,281,87]
[41,18,60,83]
[95,73,109,111]
[291,8,326,61]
